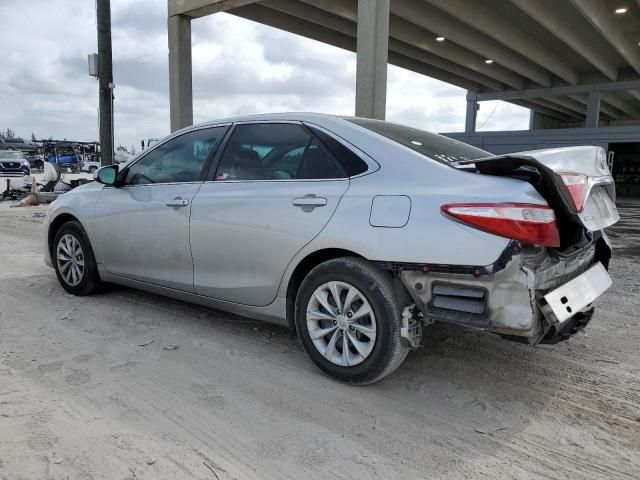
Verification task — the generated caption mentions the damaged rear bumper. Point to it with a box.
[393,232,612,344]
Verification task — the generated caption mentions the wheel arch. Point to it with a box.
[285,248,365,332]
[48,213,82,258]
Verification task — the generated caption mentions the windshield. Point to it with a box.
[346,117,489,164]
[0,150,26,160]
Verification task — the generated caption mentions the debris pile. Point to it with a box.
[2,162,91,206]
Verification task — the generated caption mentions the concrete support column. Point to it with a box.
[168,14,193,132]
[465,91,478,133]
[355,0,390,119]
[529,110,536,130]
[585,91,601,128]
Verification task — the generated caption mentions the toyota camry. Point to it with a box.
[43,113,619,384]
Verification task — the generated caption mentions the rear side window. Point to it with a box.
[215,123,345,180]
[306,125,369,176]
[345,117,489,164]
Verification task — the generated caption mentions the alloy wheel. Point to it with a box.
[306,281,377,367]
[56,233,85,287]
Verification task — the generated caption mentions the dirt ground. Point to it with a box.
[0,199,639,480]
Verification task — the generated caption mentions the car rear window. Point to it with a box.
[345,117,489,164]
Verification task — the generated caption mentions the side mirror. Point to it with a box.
[95,165,119,186]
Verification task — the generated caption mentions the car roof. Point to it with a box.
[174,112,350,137]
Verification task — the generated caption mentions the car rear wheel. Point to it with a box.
[295,257,409,384]
[53,221,101,295]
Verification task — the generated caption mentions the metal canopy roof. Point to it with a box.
[169,0,640,125]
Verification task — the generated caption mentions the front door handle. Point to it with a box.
[166,197,189,208]
[292,195,327,208]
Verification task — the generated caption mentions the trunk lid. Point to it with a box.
[458,146,619,236]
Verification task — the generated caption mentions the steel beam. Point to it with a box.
[509,0,618,81]
[388,40,504,91]
[391,0,553,87]
[169,0,258,18]
[531,99,583,120]
[546,94,620,121]
[230,4,480,92]
[296,0,524,90]
[168,14,193,132]
[476,79,640,101]
[263,0,505,90]
[568,95,622,120]
[426,0,579,84]
[512,100,571,123]
[570,0,640,75]
[387,52,480,93]
[601,93,640,118]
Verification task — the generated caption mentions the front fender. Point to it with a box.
[44,183,103,265]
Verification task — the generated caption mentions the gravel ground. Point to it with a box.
[0,199,639,479]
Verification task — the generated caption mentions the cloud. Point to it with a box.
[0,0,528,150]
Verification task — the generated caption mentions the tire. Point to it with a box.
[88,166,97,174]
[295,257,409,385]
[53,220,101,295]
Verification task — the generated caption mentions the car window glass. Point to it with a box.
[345,117,489,164]
[297,139,344,179]
[215,123,344,180]
[125,126,226,185]
[306,124,369,176]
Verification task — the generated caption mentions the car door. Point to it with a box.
[190,122,350,306]
[92,125,228,291]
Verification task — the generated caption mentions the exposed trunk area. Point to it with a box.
[458,146,619,250]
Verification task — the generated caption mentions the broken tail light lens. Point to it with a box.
[441,203,560,248]
[558,172,588,213]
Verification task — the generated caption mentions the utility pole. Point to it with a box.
[96,0,114,166]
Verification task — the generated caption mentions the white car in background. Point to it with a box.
[81,160,101,174]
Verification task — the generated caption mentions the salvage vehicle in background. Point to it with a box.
[0,137,40,154]
[25,154,45,169]
[0,150,32,195]
[42,113,619,384]
[81,160,101,173]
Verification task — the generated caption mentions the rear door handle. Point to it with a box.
[166,197,189,208]
[292,195,327,207]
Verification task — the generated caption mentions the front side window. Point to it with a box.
[215,123,344,181]
[125,126,226,185]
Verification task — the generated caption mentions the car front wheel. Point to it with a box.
[295,257,409,385]
[53,220,101,295]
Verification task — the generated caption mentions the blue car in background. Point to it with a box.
[47,153,79,165]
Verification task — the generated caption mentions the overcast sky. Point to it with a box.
[0,0,529,151]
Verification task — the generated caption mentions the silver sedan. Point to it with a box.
[44,113,619,384]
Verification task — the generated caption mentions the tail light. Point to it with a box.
[557,172,588,213]
[441,203,560,247]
